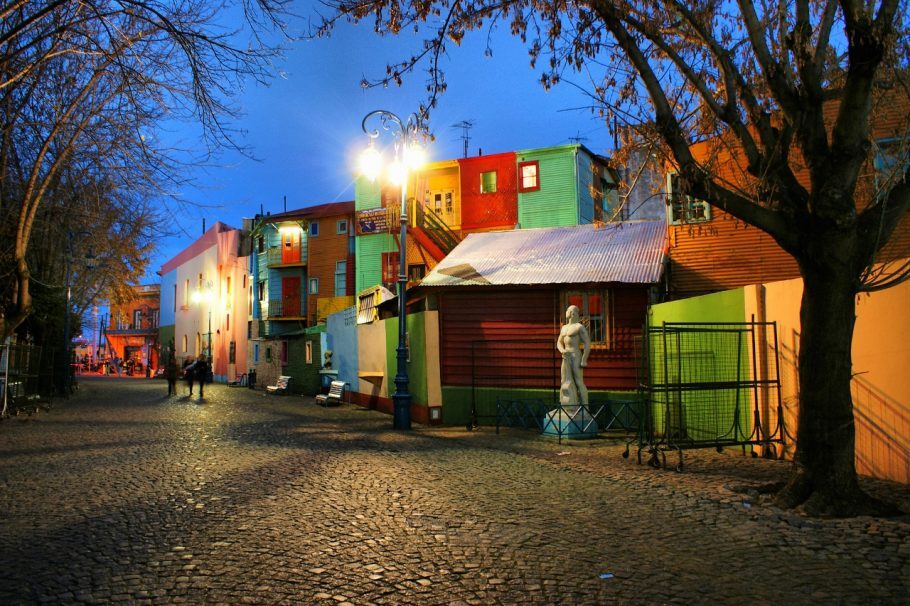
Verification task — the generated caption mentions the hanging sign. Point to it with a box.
[356,208,390,235]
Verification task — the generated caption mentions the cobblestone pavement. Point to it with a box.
[1,377,908,605]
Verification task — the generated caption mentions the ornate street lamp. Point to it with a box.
[360,110,426,430]
[191,281,214,363]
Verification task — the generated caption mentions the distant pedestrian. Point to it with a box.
[183,357,195,396]
[165,357,179,396]
[194,355,210,399]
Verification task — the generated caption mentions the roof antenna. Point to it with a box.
[452,120,475,158]
[568,132,588,145]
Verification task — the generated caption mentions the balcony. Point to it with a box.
[265,299,305,320]
[266,246,307,268]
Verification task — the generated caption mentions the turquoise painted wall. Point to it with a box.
[355,176,381,211]
[326,306,358,391]
[517,145,579,228]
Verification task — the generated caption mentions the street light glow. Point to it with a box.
[358,145,383,182]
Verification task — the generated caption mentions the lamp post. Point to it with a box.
[191,281,214,363]
[360,110,426,430]
[62,231,95,395]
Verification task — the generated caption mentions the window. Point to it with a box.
[873,137,909,193]
[133,310,142,329]
[309,277,319,294]
[564,290,611,347]
[182,335,188,353]
[151,310,159,328]
[518,161,540,192]
[305,341,313,364]
[226,313,230,331]
[184,280,190,306]
[229,341,236,364]
[336,219,348,234]
[408,264,426,283]
[382,252,399,287]
[334,261,347,296]
[480,170,497,193]
[281,340,288,365]
[258,281,265,301]
[258,236,265,253]
[198,273,203,289]
[265,346,272,362]
[667,173,711,224]
[254,343,259,363]
[309,221,319,237]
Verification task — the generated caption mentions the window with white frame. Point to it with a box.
[334,261,347,296]
[666,173,711,225]
[309,221,319,237]
[563,289,611,348]
[309,277,319,294]
[518,161,540,192]
[336,219,348,234]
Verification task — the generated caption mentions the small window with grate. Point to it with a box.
[667,173,711,225]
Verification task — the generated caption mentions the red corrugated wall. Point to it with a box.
[439,287,647,391]
[458,152,517,231]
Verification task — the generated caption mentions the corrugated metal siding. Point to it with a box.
[668,210,801,296]
[355,232,396,294]
[355,176,381,211]
[440,290,558,387]
[423,222,666,287]
[576,151,595,224]
[518,149,578,228]
[439,288,644,390]
[459,152,517,230]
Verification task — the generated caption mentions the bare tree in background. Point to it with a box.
[0,1,290,341]
[316,0,910,516]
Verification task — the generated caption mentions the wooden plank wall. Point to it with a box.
[439,288,647,391]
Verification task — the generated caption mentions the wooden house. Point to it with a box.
[419,221,667,425]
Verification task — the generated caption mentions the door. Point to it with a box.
[281,229,301,264]
[281,276,301,317]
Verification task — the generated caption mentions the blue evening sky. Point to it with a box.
[150,10,615,277]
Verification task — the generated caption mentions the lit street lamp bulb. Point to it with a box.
[388,158,406,186]
[358,146,383,182]
[403,145,425,171]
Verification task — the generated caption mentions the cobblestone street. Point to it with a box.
[1,376,908,605]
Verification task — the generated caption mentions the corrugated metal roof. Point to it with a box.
[421,221,667,287]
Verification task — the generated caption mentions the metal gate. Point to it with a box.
[630,321,785,470]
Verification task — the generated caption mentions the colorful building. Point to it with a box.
[106,284,160,374]
[247,202,355,391]
[157,221,250,383]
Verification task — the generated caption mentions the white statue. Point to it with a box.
[557,305,591,407]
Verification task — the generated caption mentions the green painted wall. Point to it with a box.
[355,176,381,211]
[355,232,396,294]
[517,145,579,228]
[648,288,746,326]
[283,329,325,395]
[385,312,429,407]
[646,288,752,445]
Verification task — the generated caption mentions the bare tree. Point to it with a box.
[0,1,290,341]
[316,0,910,516]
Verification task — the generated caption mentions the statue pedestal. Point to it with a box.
[542,405,598,440]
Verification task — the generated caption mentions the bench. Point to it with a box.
[315,380,345,406]
[266,375,291,394]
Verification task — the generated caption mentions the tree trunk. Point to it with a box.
[778,238,894,516]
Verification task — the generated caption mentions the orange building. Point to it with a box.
[664,89,910,297]
[106,284,160,374]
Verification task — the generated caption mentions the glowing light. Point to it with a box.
[358,146,383,182]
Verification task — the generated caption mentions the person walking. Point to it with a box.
[194,355,210,399]
[165,356,179,396]
[183,357,195,396]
